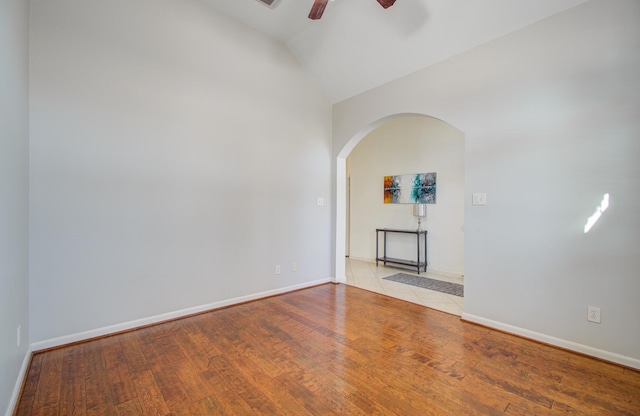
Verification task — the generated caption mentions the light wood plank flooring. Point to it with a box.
[15,284,640,415]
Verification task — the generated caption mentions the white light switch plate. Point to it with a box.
[472,193,487,205]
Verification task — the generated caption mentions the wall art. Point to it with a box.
[384,172,436,204]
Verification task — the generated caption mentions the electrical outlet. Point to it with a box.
[588,306,601,323]
[291,263,297,272]
[275,265,281,275]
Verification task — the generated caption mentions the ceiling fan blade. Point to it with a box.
[309,0,329,20]
[376,0,396,9]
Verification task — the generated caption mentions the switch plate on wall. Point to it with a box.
[472,193,487,205]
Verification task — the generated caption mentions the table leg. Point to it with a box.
[423,232,428,272]
[375,230,379,267]
[383,231,387,266]
[416,232,420,274]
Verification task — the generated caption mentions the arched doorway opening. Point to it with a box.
[335,113,465,313]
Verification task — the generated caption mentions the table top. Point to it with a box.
[376,228,427,234]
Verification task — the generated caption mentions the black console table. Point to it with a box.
[376,228,428,274]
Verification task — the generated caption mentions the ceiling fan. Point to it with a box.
[309,0,396,20]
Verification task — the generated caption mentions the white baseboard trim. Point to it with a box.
[345,256,372,262]
[32,278,332,352]
[461,313,640,370]
[423,268,464,279]
[5,345,33,416]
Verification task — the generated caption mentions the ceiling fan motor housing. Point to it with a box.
[256,0,283,9]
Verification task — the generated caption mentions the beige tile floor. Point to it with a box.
[344,258,464,316]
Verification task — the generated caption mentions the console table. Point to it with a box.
[375,228,428,274]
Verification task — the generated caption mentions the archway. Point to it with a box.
[335,113,465,289]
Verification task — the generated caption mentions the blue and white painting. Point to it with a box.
[384,172,436,204]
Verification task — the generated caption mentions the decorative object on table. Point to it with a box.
[383,273,463,297]
[413,203,426,231]
[384,172,436,204]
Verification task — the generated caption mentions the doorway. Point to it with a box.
[339,115,465,315]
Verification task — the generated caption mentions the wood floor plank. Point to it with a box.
[208,354,286,415]
[58,346,86,415]
[173,361,212,404]
[14,283,640,415]
[118,332,150,375]
[186,395,235,416]
[159,383,191,414]
[223,353,316,416]
[102,338,137,406]
[172,322,216,372]
[222,325,362,415]
[30,349,63,414]
[83,340,117,416]
[114,399,143,416]
[130,370,171,416]
[433,377,512,414]
[14,353,44,416]
[198,367,256,415]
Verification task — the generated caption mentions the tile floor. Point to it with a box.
[344,258,464,316]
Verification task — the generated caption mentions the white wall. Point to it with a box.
[0,0,30,413]
[333,0,640,368]
[347,115,464,275]
[29,0,332,343]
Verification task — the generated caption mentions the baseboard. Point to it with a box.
[423,267,464,280]
[31,278,332,352]
[461,313,640,370]
[5,345,32,416]
[345,255,372,263]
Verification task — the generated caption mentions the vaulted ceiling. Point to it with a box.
[197,0,589,103]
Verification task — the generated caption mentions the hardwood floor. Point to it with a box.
[15,284,640,415]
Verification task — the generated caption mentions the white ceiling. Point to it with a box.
[196,0,589,103]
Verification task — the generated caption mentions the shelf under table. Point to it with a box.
[375,228,428,274]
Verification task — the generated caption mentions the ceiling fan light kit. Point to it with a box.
[309,0,396,20]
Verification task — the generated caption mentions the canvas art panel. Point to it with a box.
[384,172,436,204]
